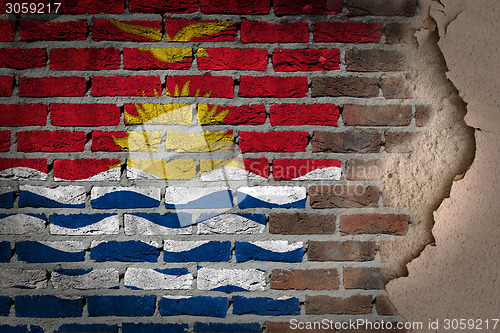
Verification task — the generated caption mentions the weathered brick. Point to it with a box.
[346,159,381,181]
[345,0,417,16]
[274,0,342,15]
[51,104,120,126]
[0,104,47,127]
[90,240,159,262]
[59,0,124,14]
[88,295,155,317]
[130,0,197,13]
[271,269,339,290]
[91,131,127,152]
[0,131,9,152]
[270,104,339,126]
[17,131,86,152]
[239,131,308,153]
[198,267,265,292]
[310,185,379,208]
[416,105,431,127]
[198,48,267,71]
[51,268,119,289]
[305,295,372,314]
[19,77,86,97]
[241,20,308,43]
[273,48,340,72]
[340,214,409,235]
[237,187,306,209]
[385,131,418,153]
[53,159,120,182]
[343,105,412,126]
[16,240,85,261]
[239,76,308,98]
[344,267,386,289]
[199,104,266,125]
[312,76,380,97]
[312,131,381,153]
[376,295,399,315]
[91,76,161,97]
[0,159,47,181]
[273,159,341,181]
[124,48,192,70]
[15,295,84,318]
[233,296,300,315]
[0,20,14,41]
[166,19,236,42]
[314,22,382,43]
[346,49,406,72]
[0,75,12,97]
[50,48,120,71]
[21,20,87,41]
[0,48,47,69]
[308,241,376,261]
[0,268,48,289]
[159,296,228,317]
[200,0,270,14]
[269,213,336,234]
[381,77,414,99]
[92,19,162,42]
[167,74,234,98]
[386,23,417,44]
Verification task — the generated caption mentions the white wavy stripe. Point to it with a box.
[20,185,86,205]
[197,268,265,291]
[163,240,210,252]
[90,240,160,248]
[49,216,119,235]
[0,167,47,180]
[0,269,48,289]
[201,167,267,181]
[124,268,192,290]
[0,214,45,234]
[249,241,303,252]
[91,186,160,201]
[0,186,13,195]
[38,241,84,253]
[293,166,342,180]
[161,295,190,299]
[126,167,164,180]
[198,214,265,234]
[52,269,119,290]
[165,187,230,204]
[54,168,121,182]
[238,186,306,205]
[124,214,192,235]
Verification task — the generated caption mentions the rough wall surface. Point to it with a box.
[388,0,500,331]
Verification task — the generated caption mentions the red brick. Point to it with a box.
[312,131,381,153]
[274,0,342,15]
[346,159,381,181]
[51,104,120,127]
[92,19,162,42]
[19,77,86,97]
[305,295,372,315]
[271,269,339,290]
[243,158,270,179]
[416,105,431,127]
[308,241,376,261]
[273,48,340,71]
[381,77,414,99]
[124,48,192,70]
[54,159,120,181]
[0,48,47,69]
[166,74,234,98]
[269,213,336,234]
[346,49,406,72]
[311,76,380,98]
[59,0,124,14]
[17,131,86,152]
[385,131,418,153]
[310,185,379,208]
[340,214,409,235]
[0,104,47,126]
[270,104,339,126]
[314,22,382,43]
[91,76,161,97]
[50,48,120,71]
[376,295,399,315]
[239,131,308,153]
[200,0,270,14]
[20,20,87,41]
[0,158,47,173]
[239,76,308,98]
[0,130,10,152]
[130,0,197,13]
[91,131,128,152]
[345,0,416,16]
[165,19,236,42]
[273,159,341,181]
[198,48,267,71]
[0,75,12,97]
[199,104,266,125]
[0,20,14,41]
[241,20,308,43]
[343,105,412,126]
[344,267,386,289]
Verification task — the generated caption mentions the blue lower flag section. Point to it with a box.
[237,193,306,209]
[194,323,261,332]
[0,296,11,316]
[235,242,304,263]
[50,213,115,229]
[159,296,229,318]
[122,323,188,333]
[16,241,84,263]
[19,191,85,208]
[232,296,300,316]
[87,296,156,317]
[91,191,160,209]
[55,324,118,333]
[0,191,14,208]
[0,325,43,333]
[0,241,10,262]
[15,296,84,318]
[163,241,231,262]
[90,241,159,262]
